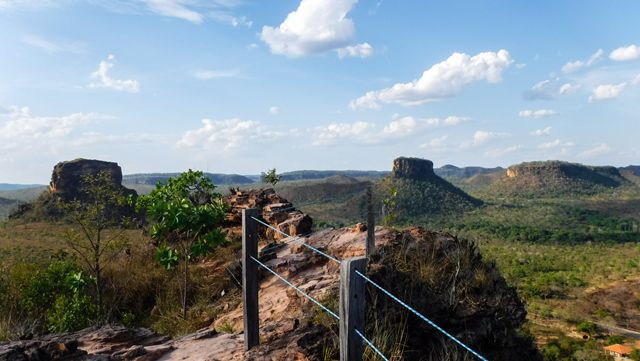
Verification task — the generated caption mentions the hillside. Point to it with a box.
[123,172,254,185]
[279,169,388,181]
[0,184,44,191]
[435,164,504,180]
[487,161,631,197]
[0,197,19,219]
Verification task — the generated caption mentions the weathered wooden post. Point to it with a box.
[242,208,260,350]
[366,186,375,257]
[340,257,367,361]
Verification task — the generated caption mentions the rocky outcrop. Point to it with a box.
[49,159,135,202]
[392,157,435,181]
[225,188,312,240]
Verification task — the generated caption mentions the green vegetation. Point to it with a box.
[261,168,281,187]
[136,170,227,319]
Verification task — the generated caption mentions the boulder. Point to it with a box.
[49,159,136,202]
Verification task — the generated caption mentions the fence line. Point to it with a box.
[354,328,389,361]
[250,215,341,264]
[354,270,488,361]
[242,208,488,361]
[249,255,340,320]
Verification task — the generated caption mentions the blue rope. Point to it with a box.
[251,216,341,264]
[249,255,340,320]
[354,328,389,361]
[354,270,488,361]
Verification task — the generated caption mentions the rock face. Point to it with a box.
[49,159,135,202]
[225,188,312,240]
[392,157,435,181]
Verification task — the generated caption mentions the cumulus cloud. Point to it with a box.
[350,50,512,109]
[260,0,371,58]
[177,118,282,152]
[531,126,552,136]
[312,121,373,145]
[420,135,448,150]
[559,82,581,95]
[588,82,626,102]
[471,130,509,147]
[524,79,556,100]
[561,49,603,73]
[609,44,640,62]
[337,43,373,58]
[89,55,140,93]
[578,143,610,158]
[518,109,558,119]
[0,106,102,151]
[538,138,561,149]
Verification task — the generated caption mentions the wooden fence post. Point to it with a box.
[340,257,367,361]
[242,208,260,350]
[366,186,375,257]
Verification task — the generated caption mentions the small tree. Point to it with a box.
[59,171,131,321]
[261,168,280,187]
[136,170,226,319]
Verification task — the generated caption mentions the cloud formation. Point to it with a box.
[177,118,279,153]
[260,0,371,58]
[350,49,512,109]
[609,44,640,62]
[531,126,552,136]
[89,55,140,93]
[561,49,603,73]
[588,83,626,102]
[518,109,558,119]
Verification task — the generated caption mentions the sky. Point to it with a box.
[1,0,639,183]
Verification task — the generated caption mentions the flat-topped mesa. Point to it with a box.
[49,158,135,202]
[392,157,435,181]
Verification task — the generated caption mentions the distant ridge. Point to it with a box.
[0,183,44,191]
[435,164,504,180]
[279,170,389,181]
[123,173,254,185]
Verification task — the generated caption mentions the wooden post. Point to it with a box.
[366,186,375,257]
[340,257,367,361]
[242,208,260,350]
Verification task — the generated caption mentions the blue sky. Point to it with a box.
[1,0,639,183]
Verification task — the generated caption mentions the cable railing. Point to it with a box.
[242,208,488,361]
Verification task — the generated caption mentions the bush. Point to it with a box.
[576,322,598,335]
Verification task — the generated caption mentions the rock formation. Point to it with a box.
[224,188,312,240]
[49,159,135,202]
[392,157,435,181]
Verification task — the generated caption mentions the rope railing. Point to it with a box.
[251,215,341,264]
[354,328,389,361]
[249,255,340,320]
[355,269,488,361]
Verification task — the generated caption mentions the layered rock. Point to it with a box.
[225,188,312,240]
[49,159,135,202]
[392,157,435,181]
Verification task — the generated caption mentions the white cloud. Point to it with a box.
[0,106,102,150]
[525,79,556,100]
[518,109,558,119]
[588,82,626,102]
[471,130,508,147]
[609,44,640,62]
[420,135,448,150]
[247,43,258,50]
[143,0,204,23]
[89,55,140,93]
[633,74,640,86]
[559,82,581,95]
[530,126,552,136]
[538,138,561,149]
[269,106,280,115]
[22,34,84,53]
[561,49,603,73]
[337,43,374,59]
[350,50,513,109]
[351,49,512,109]
[485,145,521,158]
[177,118,280,152]
[381,116,417,137]
[260,0,371,58]
[442,115,471,126]
[192,69,239,80]
[312,121,373,145]
[578,143,610,158]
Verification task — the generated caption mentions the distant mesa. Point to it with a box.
[50,158,135,202]
[499,160,629,196]
[392,157,435,181]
